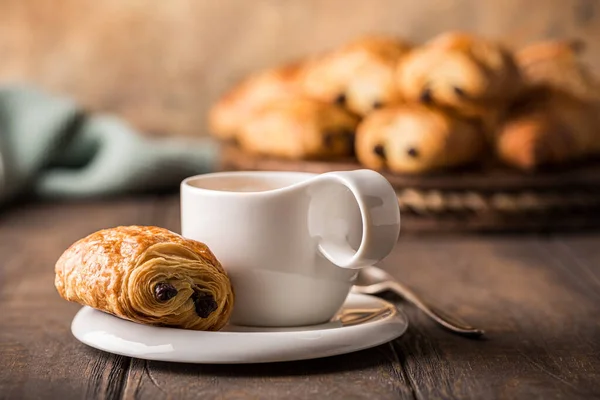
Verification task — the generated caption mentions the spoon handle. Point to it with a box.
[387,281,485,337]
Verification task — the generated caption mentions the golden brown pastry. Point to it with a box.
[55,226,234,331]
[237,97,360,160]
[396,31,522,128]
[300,35,412,116]
[356,104,487,174]
[496,86,600,171]
[516,39,600,101]
[208,62,305,141]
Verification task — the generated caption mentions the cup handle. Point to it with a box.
[308,169,401,269]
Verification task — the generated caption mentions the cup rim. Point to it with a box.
[181,170,318,196]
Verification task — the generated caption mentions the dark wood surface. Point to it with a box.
[2,194,600,399]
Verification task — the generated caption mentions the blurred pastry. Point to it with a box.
[300,35,412,116]
[496,86,600,171]
[396,31,523,130]
[208,62,305,141]
[55,226,234,331]
[516,39,600,101]
[237,97,359,160]
[356,104,487,174]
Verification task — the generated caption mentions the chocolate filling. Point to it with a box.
[334,93,347,106]
[420,88,433,104]
[154,283,178,302]
[407,147,419,158]
[453,86,466,97]
[191,291,218,318]
[374,144,386,159]
[372,101,384,109]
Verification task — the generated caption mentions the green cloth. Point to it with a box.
[0,85,219,206]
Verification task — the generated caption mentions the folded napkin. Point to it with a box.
[0,85,219,207]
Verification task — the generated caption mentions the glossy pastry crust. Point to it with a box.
[237,97,359,159]
[495,86,600,171]
[300,35,412,116]
[396,31,522,125]
[55,226,234,331]
[356,104,486,174]
[516,39,600,101]
[208,62,305,141]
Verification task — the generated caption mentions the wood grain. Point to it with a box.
[119,349,413,400]
[387,236,600,399]
[2,195,600,399]
[0,0,599,138]
[0,196,413,400]
[0,197,158,399]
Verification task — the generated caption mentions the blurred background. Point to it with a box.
[1,0,598,139]
[1,0,599,234]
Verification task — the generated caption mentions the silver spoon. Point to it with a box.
[351,266,485,338]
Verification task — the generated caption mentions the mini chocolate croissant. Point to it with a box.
[355,104,487,174]
[237,97,359,160]
[516,39,600,101]
[495,86,600,171]
[396,31,522,128]
[300,35,412,116]
[208,62,305,141]
[55,226,234,331]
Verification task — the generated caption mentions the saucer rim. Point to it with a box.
[70,293,408,364]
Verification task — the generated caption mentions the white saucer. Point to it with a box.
[71,293,408,364]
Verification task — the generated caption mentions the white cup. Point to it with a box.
[180,169,401,327]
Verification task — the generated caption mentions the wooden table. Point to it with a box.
[2,194,600,399]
